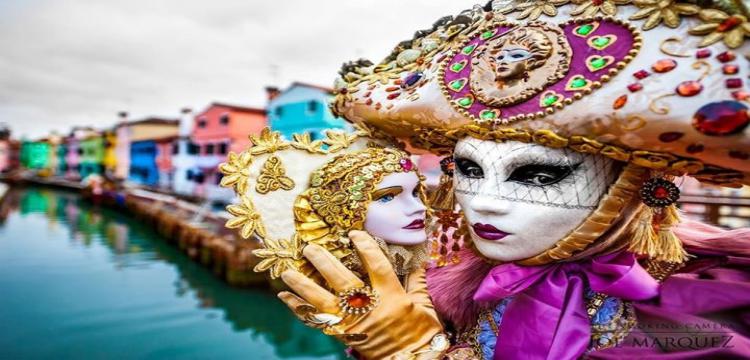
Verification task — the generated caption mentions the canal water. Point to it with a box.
[0,187,344,359]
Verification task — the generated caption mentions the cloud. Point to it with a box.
[0,0,473,139]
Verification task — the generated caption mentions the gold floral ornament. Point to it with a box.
[323,130,359,153]
[688,9,750,48]
[218,151,253,194]
[249,127,290,155]
[255,155,295,194]
[225,195,268,239]
[252,235,303,279]
[497,0,570,20]
[570,0,631,17]
[290,133,327,154]
[629,0,699,30]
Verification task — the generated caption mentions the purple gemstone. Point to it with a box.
[726,78,743,88]
[402,72,424,88]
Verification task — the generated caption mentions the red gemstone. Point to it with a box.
[592,0,604,4]
[633,70,650,79]
[726,78,743,88]
[686,144,704,154]
[652,59,677,73]
[658,132,684,142]
[627,83,643,92]
[717,16,743,32]
[723,64,739,75]
[717,51,736,63]
[732,90,750,101]
[613,94,628,109]
[654,187,670,199]
[387,92,401,100]
[696,49,712,58]
[400,158,414,171]
[676,80,703,97]
[347,293,371,308]
[692,101,750,136]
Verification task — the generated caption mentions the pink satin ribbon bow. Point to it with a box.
[473,251,660,360]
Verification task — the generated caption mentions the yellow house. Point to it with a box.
[102,130,117,177]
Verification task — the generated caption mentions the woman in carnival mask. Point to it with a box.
[219,127,443,357]
[276,1,750,359]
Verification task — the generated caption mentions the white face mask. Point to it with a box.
[453,138,618,262]
[364,172,427,246]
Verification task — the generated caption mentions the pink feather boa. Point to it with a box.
[426,219,750,331]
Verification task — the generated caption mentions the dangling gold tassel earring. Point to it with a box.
[655,204,688,263]
[636,176,688,263]
[428,157,456,211]
[629,206,657,257]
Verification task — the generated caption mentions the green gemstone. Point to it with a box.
[449,79,467,91]
[576,24,594,36]
[480,110,497,120]
[590,57,607,69]
[457,96,473,107]
[450,61,466,72]
[592,36,611,48]
[461,44,477,55]
[543,95,560,107]
[481,30,496,40]
[570,77,588,88]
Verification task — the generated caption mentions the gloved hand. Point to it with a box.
[278,230,445,359]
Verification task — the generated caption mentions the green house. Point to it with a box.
[79,135,104,179]
[20,141,50,170]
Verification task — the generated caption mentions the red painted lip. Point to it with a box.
[403,219,425,230]
[472,223,510,241]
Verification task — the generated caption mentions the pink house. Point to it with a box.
[154,136,177,189]
[191,102,267,201]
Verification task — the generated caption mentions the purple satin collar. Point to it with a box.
[473,251,660,360]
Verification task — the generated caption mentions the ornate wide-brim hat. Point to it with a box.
[332,0,750,188]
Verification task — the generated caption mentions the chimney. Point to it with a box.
[265,86,281,101]
[179,107,193,136]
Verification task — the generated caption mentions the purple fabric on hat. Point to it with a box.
[474,251,659,359]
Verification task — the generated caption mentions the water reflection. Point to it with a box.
[0,187,344,359]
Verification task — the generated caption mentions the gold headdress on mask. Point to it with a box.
[219,127,425,279]
[332,1,750,265]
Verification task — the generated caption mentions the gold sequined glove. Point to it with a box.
[278,230,446,360]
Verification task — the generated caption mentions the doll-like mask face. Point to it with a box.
[364,172,427,246]
[493,47,532,80]
[453,138,618,262]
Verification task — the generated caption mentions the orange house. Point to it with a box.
[191,102,266,201]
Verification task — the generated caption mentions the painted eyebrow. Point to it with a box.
[371,186,403,200]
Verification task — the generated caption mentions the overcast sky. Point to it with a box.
[0,0,473,139]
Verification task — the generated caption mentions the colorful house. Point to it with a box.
[154,136,177,189]
[0,125,14,172]
[129,140,158,186]
[172,108,200,196]
[115,115,179,181]
[46,133,63,176]
[56,139,68,176]
[102,130,117,179]
[266,82,351,140]
[20,140,50,170]
[79,132,104,180]
[192,102,266,201]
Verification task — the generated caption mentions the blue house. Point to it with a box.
[129,140,158,186]
[266,82,351,140]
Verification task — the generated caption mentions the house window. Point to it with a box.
[205,144,215,155]
[307,101,318,114]
[198,118,207,128]
[172,142,179,154]
[275,106,283,117]
[187,142,200,155]
[218,142,228,155]
[219,114,229,125]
